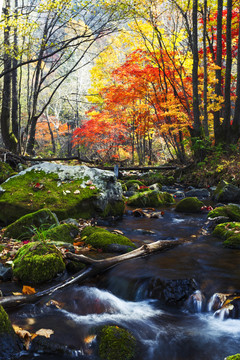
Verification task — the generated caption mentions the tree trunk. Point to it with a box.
[222,0,232,143]
[203,0,209,138]
[0,239,187,309]
[192,0,201,138]
[232,11,240,140]
[213,0,223,144]
[11,0,19,145]
[0,1,12,151]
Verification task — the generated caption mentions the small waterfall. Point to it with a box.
[186,290,205,313]
[208,293,228,312]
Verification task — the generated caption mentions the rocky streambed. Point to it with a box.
[1,163,240,360]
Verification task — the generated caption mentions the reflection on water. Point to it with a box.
[9,207,240,360]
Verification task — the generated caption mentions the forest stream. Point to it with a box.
[7,205,240,360]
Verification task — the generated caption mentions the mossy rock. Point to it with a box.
[0,162,14,184]
[43,223,79,244]
[208,205,240,221]
[99,325,136,360]
[0,305,22,360]
[0,164,124,224]
[125,180,145,190]
[223,234,240,249]
[213,180,240,203]
[0,170,100,224]
[175,197,204,213]
[212,222,240,239]
[13,241,65,284]
[4,208,59,240]
[212,222,240,249]
[225,355,240,360]
[0,306,13,334]
[127,190,174,208]
[81,226,107,238]
[82,226,135,251]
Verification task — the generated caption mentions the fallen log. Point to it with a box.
[0,239,189,309]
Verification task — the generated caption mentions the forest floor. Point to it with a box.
[177,150,240,188]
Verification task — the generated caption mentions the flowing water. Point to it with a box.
[8,205,240,360]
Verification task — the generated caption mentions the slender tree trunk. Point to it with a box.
[232,11,240,140]
[26,18,49,154]
[0,1,13,151]
[203,0,209,137]
[213,0,223,144]
[222,0,232,143]
[45,111,56,154]
[192,0,201,138]
[12,0,19,145]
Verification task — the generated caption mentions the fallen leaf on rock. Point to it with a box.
[12,292,23,296]
[22,285,36,295]
[35,328,54,338]
[12,325,32,350]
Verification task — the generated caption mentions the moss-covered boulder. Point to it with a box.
[0,306,13,335]
[175,197,204,213]
[212,222,240,249]
[43,223,79,243]
[0,162,124,224]
[125,179,145,191]
[225,355,240,360]
[213,180,240,203]
[81,226,135,252]
[0,161,14,184]
[127,190,174,208]
[98,325,136,360]
[13,241,65,284]
[208,204,240,222]
[4,208,59,240]
[0,305,22,360]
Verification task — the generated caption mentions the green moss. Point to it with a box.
[44,223,79,244]
[125,180,145,189]
[212,222,240,248]
[0,306,13,334]
[208,205,240,221]
[175,197,204,213]
[225,355,240,360]
[214,180,228,201]
[0,162,14,184]
[81,226,107,238]
[99,325,136,360]
[81,226,135,251]
[13,241,65,284]
[224,234,240,249]
[85,231,135,251]
[0,170,100,224]
[127,190,174,208]
[4,208,59,240]
[212,222,240,240]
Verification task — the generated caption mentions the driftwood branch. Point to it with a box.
[0,239,188,309]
